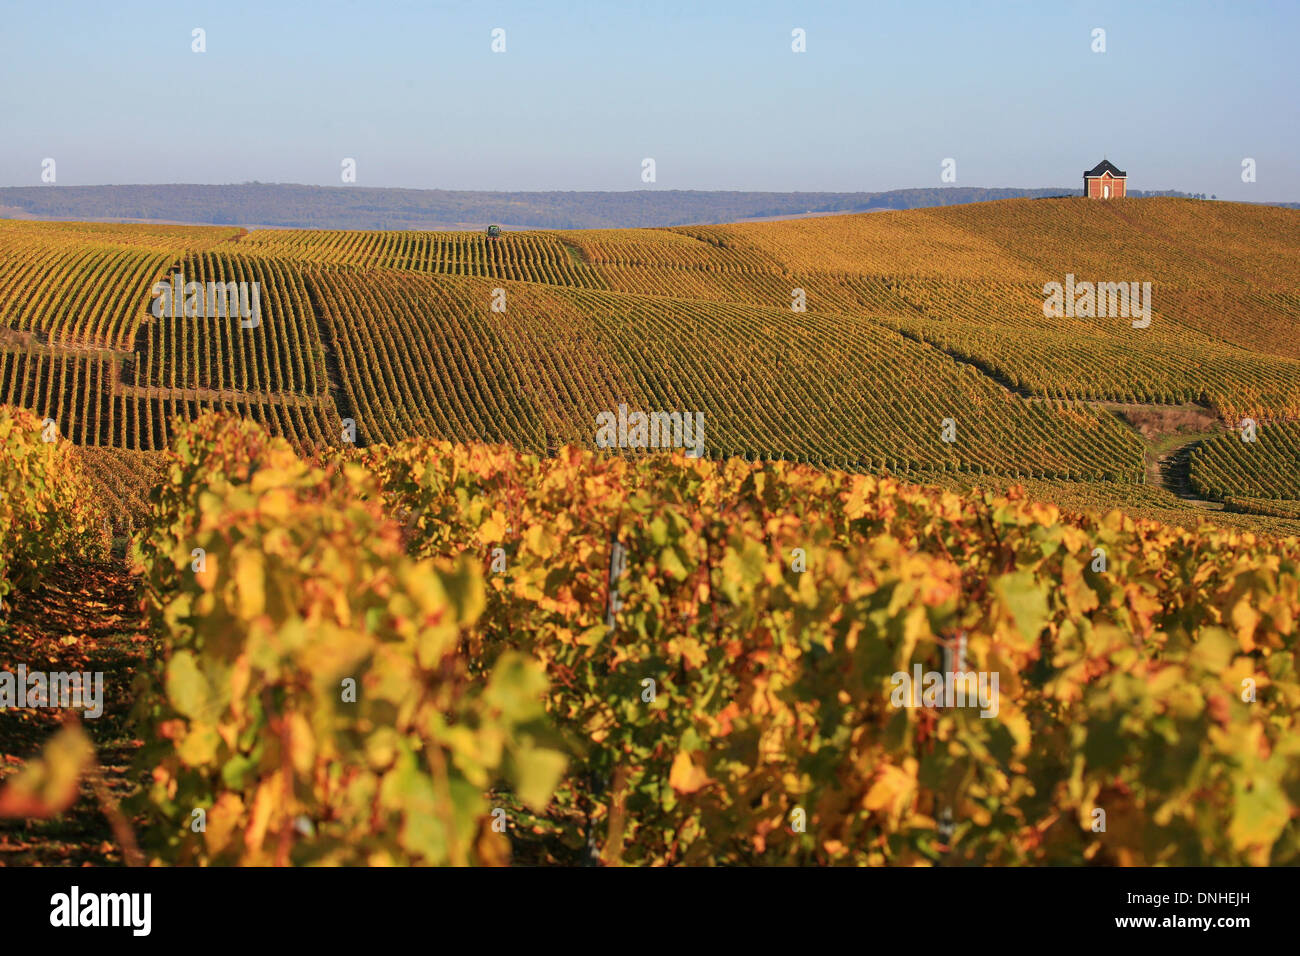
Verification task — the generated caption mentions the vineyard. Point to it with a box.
[305,270,1147,478]
[1,200,1298,529]
[0,220,240,349]
[236,199,1300,420]
[4,198,1300,865]
[3,0,1299,910]
[3,409,1299,866]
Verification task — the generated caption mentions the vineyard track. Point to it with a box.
[1154,436,1225,509]
[0,328,133,361]
[0,562,150,866]
[974,396,1239,509]
[112,383,332,408]
[302,271,353,434]
[892,325,1036,398]
[1079,402,1229,506]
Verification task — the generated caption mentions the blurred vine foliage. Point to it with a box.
[370,438,1300,866]
[0,405,109,611]
[130,414,565,865]
[119,414,1300,865]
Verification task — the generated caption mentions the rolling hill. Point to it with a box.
[2,196,1298,531]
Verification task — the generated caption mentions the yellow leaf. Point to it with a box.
[245,780,275,852]
[236,550,265,618]
[477,511,508,545]
[205,793,245,857]
[863,759,917,817]
[288,712,315,776]
[261,487,293,520]
[1000,705,1032,757]
[669,752,712,794]
[1231,599,1260,653]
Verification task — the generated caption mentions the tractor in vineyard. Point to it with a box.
[486,224,502,239]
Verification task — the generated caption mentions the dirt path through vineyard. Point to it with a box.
[0,563,151,866]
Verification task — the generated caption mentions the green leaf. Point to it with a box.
[994,571,1049,641]
[659,546,688,581]
[485,653,549,723]
[441,557,485,625]
[720,538,767,604]
[221,753,258,790]
[166,650,214,721]
[178,724,222,767]
[1190,627,1235,674]
[512,745,567,811]
[1230,777,1289,853]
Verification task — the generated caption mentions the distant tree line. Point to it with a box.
[0,183,1289,231]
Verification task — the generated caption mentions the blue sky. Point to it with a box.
[1,0,1296,199]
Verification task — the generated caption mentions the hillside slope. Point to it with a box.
[2,197,1298,530]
